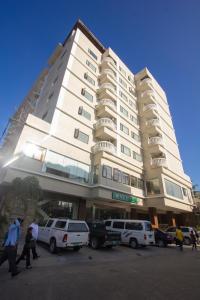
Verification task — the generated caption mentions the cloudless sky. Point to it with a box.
[0,0,199,186]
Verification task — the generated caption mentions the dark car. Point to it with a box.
[87,221,121,249]
[154,228,174,247]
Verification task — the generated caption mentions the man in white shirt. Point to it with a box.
[29,219,39,259]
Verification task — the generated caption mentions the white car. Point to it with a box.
[38,218,89,253]
[165,226,198,245]
[105,219,155,248]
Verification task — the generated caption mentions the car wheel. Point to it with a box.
[73,246,81,251]
[184,237,191,246]
[130,238,138,249]
[157,240,165,247]
[91,238,99,249]
[49,238,57,254]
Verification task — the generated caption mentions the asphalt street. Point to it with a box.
[0,243,200,300]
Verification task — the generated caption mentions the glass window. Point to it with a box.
[181,227,189,233]
[67,222,89,232]
[88,48,97,60]
[113,169,122,182]
[81,88,93,103]
[119,91,128,101]
[38,219,48,227]
[182,188,188,196]
[129,99,136,109]
[130,176,137,188]
[105,221,111,227]
[119,77,127,88]
[120,123,129,135]
[55,221,67,229]
[122,173,129,185]
[129,87,136,96]
[130,114,138,125]
[125,222,143,230]
[131,132,141,142]
[113,221,125,229]
[137,178,144,190]
[145,222,152,231]
[46,220,54,228]
[146,178,161,195]
[119,66,126,76]
[165,179,183,199]
[74,129,89,144]
[86,60,96,72]
[120,105,128,117]
[121,144,131,157]
[45,150,90,183]
[132,151,142,162]
[102,165,112,179]
[84,73,95,86]
[78,106,91,120]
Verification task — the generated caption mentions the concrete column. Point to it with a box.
[78,199,87,220]
[148,207,159,228]
[130,208,138,220]
[167,211,176,227]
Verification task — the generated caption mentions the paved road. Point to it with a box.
[0,243,200,300]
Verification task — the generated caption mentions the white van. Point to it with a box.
[105,219,155,248]
[38,218,89,253]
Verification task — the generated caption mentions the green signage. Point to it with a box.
[112,192,139,204]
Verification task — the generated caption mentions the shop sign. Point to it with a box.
[112,192,139,204]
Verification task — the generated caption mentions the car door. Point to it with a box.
[43,219,54,243]
[166,227,176,239]
[112,221,125,243]
[38,219,48,242]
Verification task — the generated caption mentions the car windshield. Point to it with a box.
[68,222,88,232]
[92,223,106,230]
[145,222,153,231]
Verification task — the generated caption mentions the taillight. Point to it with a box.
[63,234,68,242]
[144,234,147,240]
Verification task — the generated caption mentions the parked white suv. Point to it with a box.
[165,226,198,245]
[105,219,155,248]
[38,218,89,253]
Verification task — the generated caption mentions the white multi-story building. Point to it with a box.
[0,20,194,226]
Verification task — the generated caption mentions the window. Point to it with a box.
[102,165,112,179]
[122,173,129,185]
[121,144,131,156]
[133,151,142,162]
[130,176,144,190]
[128,75,135,84]
[125,222,143,230]
[45,150,90,183]
[78,106,91,120]
[105,221,111,227]
[182,188,188,197]
[130,114,138,125]
[88,48,97,60]
[146,178,161,195]
[46,220,54,228]
[81,88,93,103]
[181,227,189,233]
[130,176,137,188]
[68,222,88,232]
[84,73,95,86]
[53,76,58,85]
[129,99,137,109]
[55,221,67,229]
[113,169,122,182]
[119,66,126,76]
[42,111,48,120]
[129,87,136,96]
[23,142,45,161]
[165,179,183,199]
[120,105,128,117]
[131,132,141,142]
[48,91,54,100]
[137,178,144,190]
[60,49,67,59]
[120,123,129,135]
[113,221,125,229]
[119,77,127,88]
[119,91,128,101]
[145,222,152,231]
[74,129,89,144]
[86,60,96,72]
[38,219,47,227]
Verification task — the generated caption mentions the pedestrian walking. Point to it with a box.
[29,219,39,259]
[16,227,33,269]
[190,230,197,250]
[176,226,184,251]
[0,218,21,277]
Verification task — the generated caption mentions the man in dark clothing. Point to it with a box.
[0,219,21,277]
[16,227,33,269]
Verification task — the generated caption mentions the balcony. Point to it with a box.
[139,78,154,91]
[96,99,117,118]
[92,141,117,155]
[151,157,167,168]
[101,56,116,68]
[97,83,117,99]
[95,118,116,131]
[149,136,163,145]
[141,90,156,104]
[143,104,157,112]
[146,118,160,127]
[100,68,116,79]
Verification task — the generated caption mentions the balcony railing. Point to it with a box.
[100,68,116,78]
[96,99,117,111]
[143,104,157,112]
[151,157,166,167]
[102,56,116,67]
[139,78,153,87]
[149,136,163,145]
[92,141,117,155]
[146,118,160,126]
[95,118,117,131]
[98,83,116,94]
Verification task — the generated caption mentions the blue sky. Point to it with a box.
[0,0,199,186]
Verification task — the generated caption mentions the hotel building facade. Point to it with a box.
[0,20,194,227]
